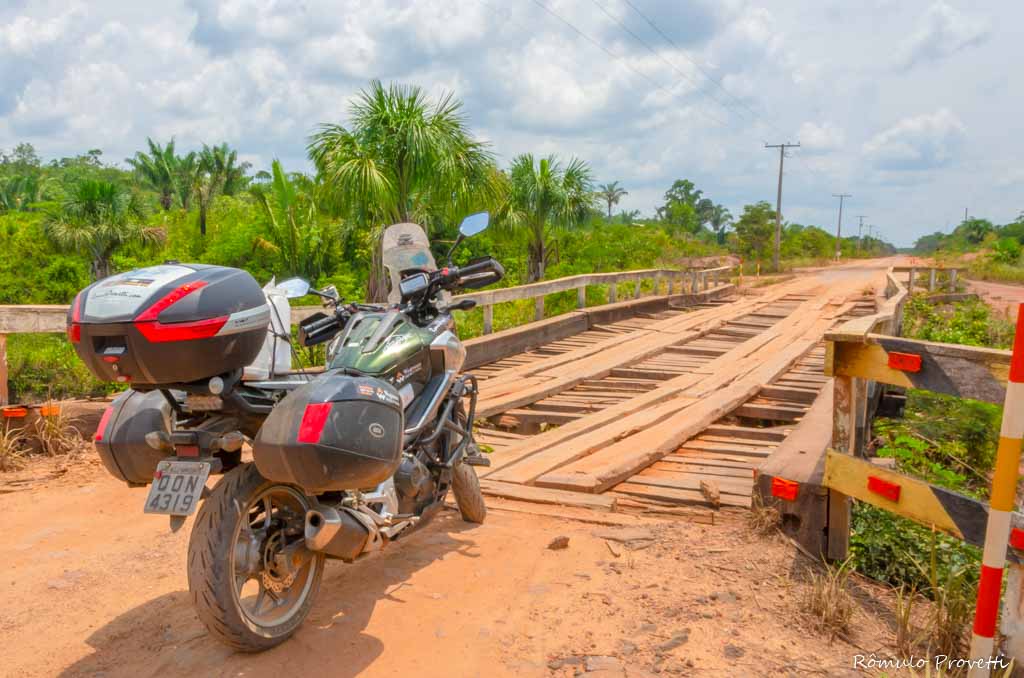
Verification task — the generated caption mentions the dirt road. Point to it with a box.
[3,460,900,678]
[965,278,1024,316]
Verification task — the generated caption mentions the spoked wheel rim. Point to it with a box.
[229,485,321,633]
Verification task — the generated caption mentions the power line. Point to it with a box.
[832,193,852,261]
[588,0,760,131]
[856,215,867,251]
[766,142,800,272]
[618,0,787,137]
[525,0,733,129]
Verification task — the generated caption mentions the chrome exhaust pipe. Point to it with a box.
[304,505,373,561]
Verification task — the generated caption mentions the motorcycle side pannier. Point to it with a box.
[254,372,404,492]
[94,389,173,485]
[68,264,270,387]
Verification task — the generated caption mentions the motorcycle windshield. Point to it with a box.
[382,223,436,304]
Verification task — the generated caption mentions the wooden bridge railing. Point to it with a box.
[0,264,736,404]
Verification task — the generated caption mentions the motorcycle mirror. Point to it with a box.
[458,211,490,237]
[277,277,311,299]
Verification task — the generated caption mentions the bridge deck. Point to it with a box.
[471,273,879,515]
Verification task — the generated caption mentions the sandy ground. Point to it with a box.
[965,278,1024,317]
[0,453,906,678]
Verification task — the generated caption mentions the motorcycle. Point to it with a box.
[72,212,503,650]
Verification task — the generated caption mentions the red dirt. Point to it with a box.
[966,278,1024,317]
[1,453,902,677]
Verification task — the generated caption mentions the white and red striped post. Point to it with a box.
[969,303,1024,676]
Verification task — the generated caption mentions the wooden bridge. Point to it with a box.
[0,260,960,521]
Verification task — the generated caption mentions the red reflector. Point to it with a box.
[94,407,114,441]
[887,351,922,373]
[2,406,27,418]
[135,280,209,322]
[297,403,332,443]
[68,293,82,343]
[771,477,799,502]
[102,355,120,363]
[176,445,199,457]
[867,475,901,502]
[135,316,227,343]
[1011,528,1024,551]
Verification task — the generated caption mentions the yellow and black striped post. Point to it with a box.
[969,303,1024,676]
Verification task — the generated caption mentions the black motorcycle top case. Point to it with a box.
[68,264,270,386]
[253,372,404,493]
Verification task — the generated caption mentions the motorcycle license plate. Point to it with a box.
[143,460,210,516]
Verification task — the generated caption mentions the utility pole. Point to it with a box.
[765,142,800,272]
[832,193,852,261]
[856,215,867,253]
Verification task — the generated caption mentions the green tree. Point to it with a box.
[496,154,595,282]
[733,201,775,259]
[44,180,153,279]
[175,151,198,210]
[0,174,53,212]
[657,179,707,234]
[193,143,251,236]
[596,181,628,221]
[126,138,179,211]
[250,160,340,281]
[708,204,732,241]
[308,80,495,299]
[955,218,994,245]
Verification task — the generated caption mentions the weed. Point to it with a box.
[33,404,86,458]
[894,584,919,656]
[804,558,854,640]
[0,424,28,472]
[748,495,782,534]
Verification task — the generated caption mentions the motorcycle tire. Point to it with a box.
[187,462,325,652]
[452,461,487,524]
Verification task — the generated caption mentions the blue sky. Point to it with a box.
[1,0,1019,246]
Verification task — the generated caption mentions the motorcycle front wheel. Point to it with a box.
[187,463,325,651]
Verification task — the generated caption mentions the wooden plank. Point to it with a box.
[629,471,752,497]
[498,408,583,426]
[758,385,818,403]
[613,482,751,508]
[478,479,617,511]
[649,463,754,479]
[734,403,806,421]
[702,424,788,441]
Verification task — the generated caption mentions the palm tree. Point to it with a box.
[308,80,495,299]
[193,143,251,236]
[44,180,153,279]
[708,204,733,235]
[126,138,179,211]
[496,154,595,282]
[175,151,198,210]
[251,160,339,281]
[0,174,53,212]
[596,181,628,221]
[619,209,641,225]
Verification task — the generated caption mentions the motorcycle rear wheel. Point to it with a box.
[187,462,324,651]
[452,461,487,524]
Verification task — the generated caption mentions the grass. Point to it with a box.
[0,425,28,472]
[967,259,1024,285]
[7,333,122,403]
[803,558,855,640]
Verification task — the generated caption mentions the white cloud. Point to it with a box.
[797,122,845,153]
[863,108,965,171]
[899,1,990,69]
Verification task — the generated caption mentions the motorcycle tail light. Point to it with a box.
[297,403,332,443]
[68,293,82,343]
[94,406,114,442]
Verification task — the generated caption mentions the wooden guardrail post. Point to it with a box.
[609,282,617,303]
[634,276,642,299]
[576,284,586,309]
[534,296,544,321]
[908,267,916,291]
[667,275,674,296]
[0,333,7,405]
[929,268,937,292]
[482,305,493,335]
[654,272,662,296]
[951,268,959,291]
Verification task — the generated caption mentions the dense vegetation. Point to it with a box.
[0,80,894,401]
[914,213,1024,284]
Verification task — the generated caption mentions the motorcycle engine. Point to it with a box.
[393,453,436,514]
